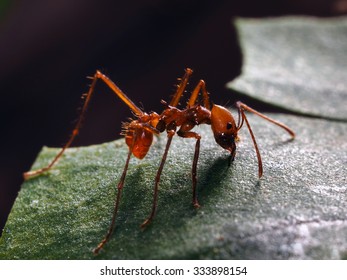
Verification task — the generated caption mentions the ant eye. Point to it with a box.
[226,122,233,130]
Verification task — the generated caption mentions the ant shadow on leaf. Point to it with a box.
[198,156,232,199]
[197,153,263,208]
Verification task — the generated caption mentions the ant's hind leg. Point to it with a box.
[93,148,133,255]
[23,71,145,180]
[23,75,100,180]
[141,130,175,228]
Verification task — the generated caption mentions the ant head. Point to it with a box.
[211,105,237,154]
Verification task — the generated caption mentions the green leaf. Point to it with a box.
[228,17,347,121]
[1,114,346,259]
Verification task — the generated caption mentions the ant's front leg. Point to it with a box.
[177,127,201,208]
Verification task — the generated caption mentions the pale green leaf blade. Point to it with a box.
[228,17,347,121]
[1,114,346,259]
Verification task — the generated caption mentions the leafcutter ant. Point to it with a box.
[24,68,295,254]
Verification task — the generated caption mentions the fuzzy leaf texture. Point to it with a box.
[229,17,347,121]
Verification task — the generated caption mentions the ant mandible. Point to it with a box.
[23,68,295,254]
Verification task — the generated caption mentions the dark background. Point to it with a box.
[1,0,346,234]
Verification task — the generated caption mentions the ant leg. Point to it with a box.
[23,71,144,180]
[23,75,100,179]
[177,129,201,208]
[187,80,211,110]
[93,71,144,116]
[169,68,193,107]
[93,148,133,255]
[141,129,175,228]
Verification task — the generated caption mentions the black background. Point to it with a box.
[1,0,346,234]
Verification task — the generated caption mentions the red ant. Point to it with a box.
[23,68,295,254]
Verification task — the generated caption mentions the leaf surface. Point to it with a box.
[1,114,346,259]
[229,17,347,121]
